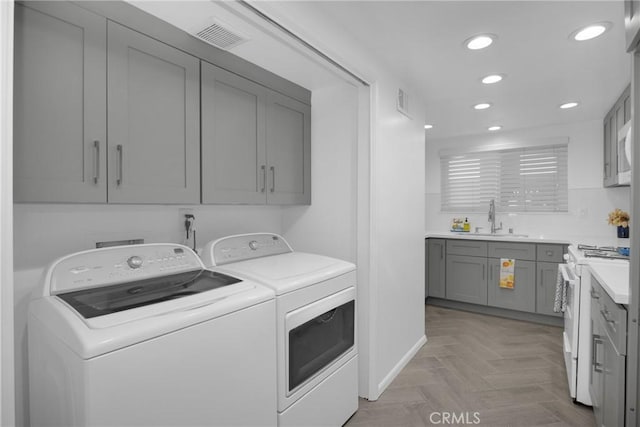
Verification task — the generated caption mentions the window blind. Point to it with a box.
[440,144,568,213]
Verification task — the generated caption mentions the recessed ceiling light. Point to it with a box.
[481,74,504,84]
[560,102,579,109]
[488,126,502,131]
[473,103,492,110]
[464,34,496,50]
[424,124,433,129]
[572,22,611,41]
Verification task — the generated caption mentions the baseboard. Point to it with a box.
[426,297,564,327]
[372,334,427,400]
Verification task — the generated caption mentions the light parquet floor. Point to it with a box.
[345,305,596,426]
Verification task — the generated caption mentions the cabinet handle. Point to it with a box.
[592,334,603,373]
[489,265,492,281]
[440,245,443,260]
[600,308,616,325]
[546,250,553,257]
[260,165,266,193]
[92,140,100,184]
[116,144,123,186]
[270,166,275,193]
[591,289,600,300]
[482,264,485,281]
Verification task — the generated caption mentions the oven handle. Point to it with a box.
[285,287,355,331]
[558,264,577,288]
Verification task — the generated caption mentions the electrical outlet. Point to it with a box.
[578,208,588,218]
[178,208,194,228]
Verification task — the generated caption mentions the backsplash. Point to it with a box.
[425,186,632,245]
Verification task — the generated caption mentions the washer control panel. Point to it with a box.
[206,233,292,266]
[48,244,203,295]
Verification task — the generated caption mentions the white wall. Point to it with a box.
[254,1,427,400]
[425,120,632,244]
[282,83,359,263]
[0,1,15,425]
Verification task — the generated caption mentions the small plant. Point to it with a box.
[608,208,630,228]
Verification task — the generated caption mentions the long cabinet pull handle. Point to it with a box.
[592,335,603,373]
[270,166,275,193]
[92,140,100,184]
[260,165,266,193]
[116,144,123,186]
[482,264,485,281]
[440,246,443,260]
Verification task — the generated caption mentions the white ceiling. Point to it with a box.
[133,1,631,140]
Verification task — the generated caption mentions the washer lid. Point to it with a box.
[216,252,356,295]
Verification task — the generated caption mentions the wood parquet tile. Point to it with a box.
[345,305,595,427]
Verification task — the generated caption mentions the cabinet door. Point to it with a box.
[107,22,200,203]
[602,333,625,427]
[590,297,604,426]
[446,255,487,305]
[201,61,267,204]
[487,259,536,313]
[536,261,562,317]
[603,117,612,185]
[14,2,106,202]
[265,91,311,205]
[427,239,446,298]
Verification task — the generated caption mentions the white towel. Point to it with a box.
[553,267,567,313]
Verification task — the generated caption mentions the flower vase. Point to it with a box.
[617,226,630,238]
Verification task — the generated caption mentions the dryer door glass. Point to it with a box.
[57,270,241,318]
[288,300,354,391]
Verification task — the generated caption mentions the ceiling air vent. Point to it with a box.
[397,88,410,117]
[192,18,248,50]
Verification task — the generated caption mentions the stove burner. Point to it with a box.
[577,244,617,252]
[582,249,629,260]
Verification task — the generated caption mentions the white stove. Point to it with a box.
[561,244,629,405]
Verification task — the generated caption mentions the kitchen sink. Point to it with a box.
[470,232,530,238]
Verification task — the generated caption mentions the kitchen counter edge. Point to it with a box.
[425,232,571,245]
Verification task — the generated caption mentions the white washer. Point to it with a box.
[202,233,358,427]
[28,243,277,427]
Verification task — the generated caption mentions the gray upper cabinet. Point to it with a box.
[201,62,267,204]
[265,91,312,205]
[625,0,640,51]
[107,21,200,204]
[603,85,631,188]
[14,2,107,202]
[426,239,446,298]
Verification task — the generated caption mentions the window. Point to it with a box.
[440,144,568,213]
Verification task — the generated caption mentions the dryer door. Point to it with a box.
[285,287,355,394]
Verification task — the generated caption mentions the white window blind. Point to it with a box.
[441,144,568,213]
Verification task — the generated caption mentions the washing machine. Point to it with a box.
[201,233,358,427]
[28,243,277,427]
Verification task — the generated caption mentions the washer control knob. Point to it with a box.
[249,241,259,250]
[127,256,143,269]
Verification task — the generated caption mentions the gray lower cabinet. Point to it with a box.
[536,261,562,317]
[107,21,200,203]
[265,91,312,205]
[13,2,107,202]
[487,259,536,313]
[590,276,627,427]
[426,239,446,298]
[446,255,487,305]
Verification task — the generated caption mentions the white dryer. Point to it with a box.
[202,233,358,427]
[28,243,277,427]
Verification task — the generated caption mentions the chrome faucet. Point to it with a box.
[488,199,502,234]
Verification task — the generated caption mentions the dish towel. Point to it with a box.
[499,259,515,289]
[553,268,567,313]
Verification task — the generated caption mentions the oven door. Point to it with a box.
[285,287,355,397]
[559,263,579,398]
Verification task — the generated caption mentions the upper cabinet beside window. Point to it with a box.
[14,2,107,202]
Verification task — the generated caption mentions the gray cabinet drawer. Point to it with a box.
[446,240,487,257]
[593,278,627,355]
[488,242,536,261]
[537,244,565,263]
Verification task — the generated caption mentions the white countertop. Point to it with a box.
[425,232,571,245]
[588,262,630,305]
